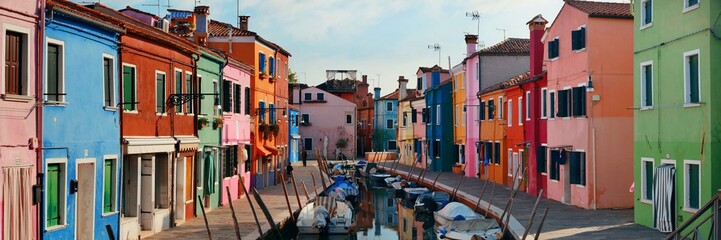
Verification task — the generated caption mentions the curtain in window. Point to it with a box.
[653,165,675,233]
[204,152,215,195]
[3,167,33,240]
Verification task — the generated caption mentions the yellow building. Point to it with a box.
[452,64,466,170]
[478,83,507,184]
[397,77,419,166]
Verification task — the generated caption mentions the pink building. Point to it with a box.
[221,58,253,204]
[294,87,356,160]
[0,0,41,238]
[463,36,480,178]
[543,1,633,209]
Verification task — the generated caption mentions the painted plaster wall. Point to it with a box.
[0,1,39,238]
[298,87,356,160]
[505,85,526,191]
[426,82,456,172]
[42,13,122,240]
[197,51,224,210]
[479,56,530,90]
[479,91,507,185]
[452,71,466,146]
[633,0,721,227]
[288,108,299,164]
[398,100,414,165]
[464,57,480,178]
[273,53,289,164]
[411,98,426,168]
[374,98,398,151]
[523,78,548,196]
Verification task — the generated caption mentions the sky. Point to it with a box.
[99,0,628,95]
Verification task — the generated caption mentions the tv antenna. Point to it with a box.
[496,28,507,40]
[427,43,441,66]
[466,11,481,36]
[142,0,171,16]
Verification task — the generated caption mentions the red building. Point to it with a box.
[503,73,530,192]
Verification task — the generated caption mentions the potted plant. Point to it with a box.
[260,69,268,80]
[259,123,271,140]
[270,124,280,137]
[198,117,209,129]
[335,138,348,150]
[212,117,224,129]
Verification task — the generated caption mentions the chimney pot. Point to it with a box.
[239,16,250,31]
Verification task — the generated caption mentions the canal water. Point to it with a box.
[282,178,439,240]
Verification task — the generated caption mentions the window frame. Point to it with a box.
[548,37,560,60]
[346,113,352,125]
[102,155,119,215]
[640,0,653,29]
[174,68,184,113]
[549,90,556,120]
[185,71,193,114]
[569,150,587,186]
[508,149,514,177]
[683,49,701,106]
[301,113,310,125]
[518,97,523,126]
[683,159,701,212]
[102,54,117,109]
[540,88,547,119]
[386,101,393,112]
[640,157,654,204]
[507,99,512,126]
[155,70,167,115]
[45,158,68,230]
[122,63,138,112]
[497,96,503,120]
[316,92,324,101]
[436,105,440,125]
[45,37,65,103]
[388,140,397,150]
[304,92,311,101]
[525,91,531,121]
[683,0,699,13]
[386,119,394,129]
[571,26,587,52]
[640,61,654,109]
[303,137,313,151]
[2,24,31,97]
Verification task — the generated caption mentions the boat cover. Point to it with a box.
[438,202,481,220]
[312,205,329,229]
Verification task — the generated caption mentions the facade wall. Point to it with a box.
[374,98,398,152]
[411,98,426,168]
[452,69,466,166]
[479,90,507,185]
[197,52,223,211]
[504,85,526,191]
[464,57,480,178]
[523,78,548,197]
[219,60,252,203]
[298,87,356,160]
[479,56,530,90]
[288,108,299,163]
[398,100,414,165]
[426,82,456,172]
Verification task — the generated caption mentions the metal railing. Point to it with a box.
[666,190,721,240]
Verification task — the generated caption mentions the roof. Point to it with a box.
[564,0,632,19]
[118,6,159,20]
[477,71,531,96]
[316,79,360,93]
[417,65,450,74]
[207,19,291,57]
[400,90,423,102]
[378,89,416,101]
[47,0,125,34]
[226,56,254,73]
[87,4,198,54]
[466,38,530,60]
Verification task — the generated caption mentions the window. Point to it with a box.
[462,105,466,125]
[518,97,523,125]
[422,108,428,124]
[684,160,701,210]
[301,113,310,125]
[222,80,231,113]
[46,161,67,227]
[549,91,556,119]
[433,140,440,158]
[537,146,547,174]
[641,62,653,107]
[572,86,587,116]
[268,56,275,76]
[244,87,251,115]
[557,89,570,117]
[103,56,115,107]
[304,93,311,101]
[258,52,266,73]
[402,112,407,127]
[234,84,241,114]
[4,30,28,96]
[184,72,193,113]
[122,65,137,111]
[454,105,459,126]
[569,151,586,186]
[479,101,486,120]
[685,0,699,11]
[507,99,512,126]
[548,38,559,59]
[571,27,586,51]
[46,40,64,102]
[525,91,531,120]
[388,140,397,150]
[386,119,394,129]
[488,99,495,119]
[212,79,218,115]
[684,50,700,104]
[304,138,313,151]
[386,102,393,112]
[155,72,166,113]
[508,149,514,176]
[436,105,440,125]
[498,97,503,120]
[641,0,652,27]
[641,158,654,202]
[103,157,117,213]
[258,101,266,123]
[174,70,183,112]
[541,88,547,118]
[411,108,417,123]
[317,93,324,101]
[223,147,238,178]
[269,104,275,123]
[494,142,500,164]
[346,114,352,124]
[549,150,561,180]
[416,77,422,90]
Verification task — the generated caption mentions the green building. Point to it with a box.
[633,0,721,231]
[196,49,225,213]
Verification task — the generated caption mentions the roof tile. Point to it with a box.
[564,0,632,18]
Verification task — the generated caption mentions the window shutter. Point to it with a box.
[123,66,135,110]
[269,104,275,123]
[644,66,653,106]
[244,87,251,115]
[557,90,568,117]
[411,109,417,123]
[269,57,275,75]
[259,53,266,72]
[571,30,579,50]
[689,55,699,103]
[548,41,554,59]
[579,27,586,49]
[537,146,547,173]
[222,80,231,112]
[494,143,500,164]
[488,99,495,119]
[234,84,241,113]
[104,160,113,213]
[644,2,652,24]
[480,102,486,120]
[5,32,22,95]
[47,164,60,226]
[569,152,580,184]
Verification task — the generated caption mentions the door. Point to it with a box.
[140,157,154,230]
[185,157,194,220]
[174,158,185,221]
[563,158,571,204]
[654,164,676,233]
[77,162,95,240]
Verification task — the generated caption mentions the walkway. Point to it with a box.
[145,161,327,240]
[378,161,666,240]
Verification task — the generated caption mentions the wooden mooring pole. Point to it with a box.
[196,195,212,240]
[252,188,284,240]
[473,178,490,212]
[522,189,545,240]
[279,174,295,222]
[430,172,442,191]
[301,181,310,201]
[239,177,264,237]
[534,208,550,240]
[451,175,464,201]
[310,172,319,196]
[290,172,302,209]
[225,187,242,240]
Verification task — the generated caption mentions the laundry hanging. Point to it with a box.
[653,164,675,233]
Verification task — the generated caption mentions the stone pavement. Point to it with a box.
[146,161,328,240]
[377,161,667,240]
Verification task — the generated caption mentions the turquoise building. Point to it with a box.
[373,88,400,152]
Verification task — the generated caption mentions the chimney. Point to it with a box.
[527,14,548,77]
[374,87,381,101]
[194,6,210,45]
[239,16,250,31]
[465,34,478,57]
[357,75,369,99]
[431,71,440,88]
[362,75,368,84]
[398,76,408,101]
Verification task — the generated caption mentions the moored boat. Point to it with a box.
[414,191,450,214]
[297,196,355,234]
[403,187,430,200]
[433,202,501,240]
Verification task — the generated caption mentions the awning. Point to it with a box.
[176,136,199,151]
[291,134,301,139]
[169,11,193,19]
[264,145,279,155]
[256,145,271,156]
[123,137,176,154]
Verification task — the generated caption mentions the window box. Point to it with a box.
[198,117,210,129]
[212,117,223,129]
[260,71,268,80]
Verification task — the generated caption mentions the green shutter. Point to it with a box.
[175,72,183,112]
[689,55,699,103]
[46,164,60,227]
[644,161,653,200]
[123,66,135,110]
[186,73,193,113]
[688,164,700,209]
[156,74,165,113]
[104,160,113,213]
[644,65,653,106]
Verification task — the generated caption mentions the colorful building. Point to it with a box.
[196,47,224,212]
[356,76,374,158]
[451,63,466,171]
[633,0,721,229]
[416,66,450,170]
[89,4,199,237]
[424,70,457,172]
[464,37,530,178]
[523,15,549,197]
[397,84,420,167]
[288,106,299,164]
[41,1,124,239]
[220,57,253,205]
[292,86,356,160]
[478,78,512,185]
[374,81,411,153]
[206,17,290,189]
[502,73,531,191]
[0,0,42,238]
[544,0,633,209]
[411,95,427,168]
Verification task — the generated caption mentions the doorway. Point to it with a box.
[563,159,571,204]
[76,161,95,240]
[175,157,185,222]
[140,156,154,230]
[654,164,676,233]
[185,156,194,220]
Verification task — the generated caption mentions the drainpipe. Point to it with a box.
[217,51,228,206]
[190,53,200,218]
[36,3,46,239]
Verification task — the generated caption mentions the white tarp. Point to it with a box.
[437,202,482,220]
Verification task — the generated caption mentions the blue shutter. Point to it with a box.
[259,53,266,72]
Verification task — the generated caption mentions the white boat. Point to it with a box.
[434,202,501,240]
[297,196,355,234]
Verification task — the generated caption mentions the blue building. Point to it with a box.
[288,107,300,163]
[373,87,401,152]
[424,71,457,172]
[42,2,124,239]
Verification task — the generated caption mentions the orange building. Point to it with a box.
[207,16,291,189]
[477,86,506,185]
[502,73,531,192]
